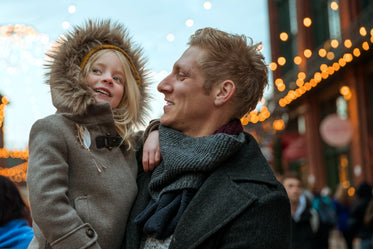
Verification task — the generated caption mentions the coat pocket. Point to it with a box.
[74,196,90,222]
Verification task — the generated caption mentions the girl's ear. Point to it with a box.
[213,80,235,106]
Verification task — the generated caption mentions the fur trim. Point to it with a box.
[45,19,151,125]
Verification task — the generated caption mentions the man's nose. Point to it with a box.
[157,75,172,93]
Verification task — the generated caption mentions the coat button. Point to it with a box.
[86,228,95,238]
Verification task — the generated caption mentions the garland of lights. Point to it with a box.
[0,99,28,183]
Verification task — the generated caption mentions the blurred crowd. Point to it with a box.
[1,172,373,248]
[279,172,373,249]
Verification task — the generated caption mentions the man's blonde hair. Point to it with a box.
[188,28,268,118]
[82,49,141,150]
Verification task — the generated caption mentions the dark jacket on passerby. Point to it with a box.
[291,194,319,249]
[125,132,291,249]
[348,182,373,244]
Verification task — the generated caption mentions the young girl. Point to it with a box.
[27,20,156,249]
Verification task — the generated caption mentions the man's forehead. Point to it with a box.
[174,47,203,71]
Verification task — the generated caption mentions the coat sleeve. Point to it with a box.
[216,186,291,249]
[27,118,101,249]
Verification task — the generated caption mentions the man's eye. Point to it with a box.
[177,73,186,80]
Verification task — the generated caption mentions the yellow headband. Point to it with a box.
[80,44,141,86]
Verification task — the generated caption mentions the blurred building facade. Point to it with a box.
[267,0,373,191]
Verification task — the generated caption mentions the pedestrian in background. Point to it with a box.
[282,171,319,249]
[0,175,34,249]
[312,186,337,249]
[348,182,373,249]
[333,183,355,249]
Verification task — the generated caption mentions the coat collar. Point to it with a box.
[169,132,278,249]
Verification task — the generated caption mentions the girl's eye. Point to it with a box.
[113,76,123,83]
[92,68,100,74]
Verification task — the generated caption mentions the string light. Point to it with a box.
[269,62,278,71]
[318,48,327,57]
[303,17,312,27]
[240,106,271,125]
[277,26,372,108]
[344,39,352,48]
[277,57,286,66]
[360,27,367,36]
[280,32,289,41]
[294,56,302,65]
[330,1,339,11]
[304,49,312,58]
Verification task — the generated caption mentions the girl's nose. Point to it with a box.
[102,73,113,85]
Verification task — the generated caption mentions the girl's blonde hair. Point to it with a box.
[82,49,141,151]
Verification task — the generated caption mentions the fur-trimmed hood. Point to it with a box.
[45,19,151,125]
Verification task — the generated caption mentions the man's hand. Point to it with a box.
[142,130,162,172]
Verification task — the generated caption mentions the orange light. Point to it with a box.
[280,32,289,41]
[330,1,339,10]
[343,53,353,62]
[278,57,286,66]
[305,83,312,91]
[1,96,8,105]
[296,79,304,87]
[310,79,317,87]
[240,115,249,126]
[318,48,327,57]
[269,62,278,71]
[327,51,335,60]
[360,26,367,36]
[333,62,340,71]
[303,17,312,27]
[340,86,351,96]
[277,84,286,92]
[362,41,370,51]
[339,58,347,67]
[298,72,306,80]
[320,64,328,72]
[273,119,285,131]
[353,48,361,57]
[294,56,302,65]
[279,99,286,107]
[331,39,339,48]
[314,72,322,82]
[275,78,283,86]
[327,66,335,75]
[348,187,355,197]
[304,49,312,58]
[344,39,352,48]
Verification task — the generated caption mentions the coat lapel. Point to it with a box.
[170,170,257,249]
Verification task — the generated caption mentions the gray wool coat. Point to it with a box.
[27,103,140,249]
[124,132,291,249]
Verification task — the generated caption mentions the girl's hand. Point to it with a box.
[142,130,162,172]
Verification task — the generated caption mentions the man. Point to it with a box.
[281,172,319,249]
[125,27,291,249]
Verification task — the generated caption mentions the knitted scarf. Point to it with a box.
[135,121,245,240]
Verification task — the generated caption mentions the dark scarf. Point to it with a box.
[135,120,245,240]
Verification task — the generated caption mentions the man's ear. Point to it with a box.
[213,80,235,106]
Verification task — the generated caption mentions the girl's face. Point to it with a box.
[87,51,125,109]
